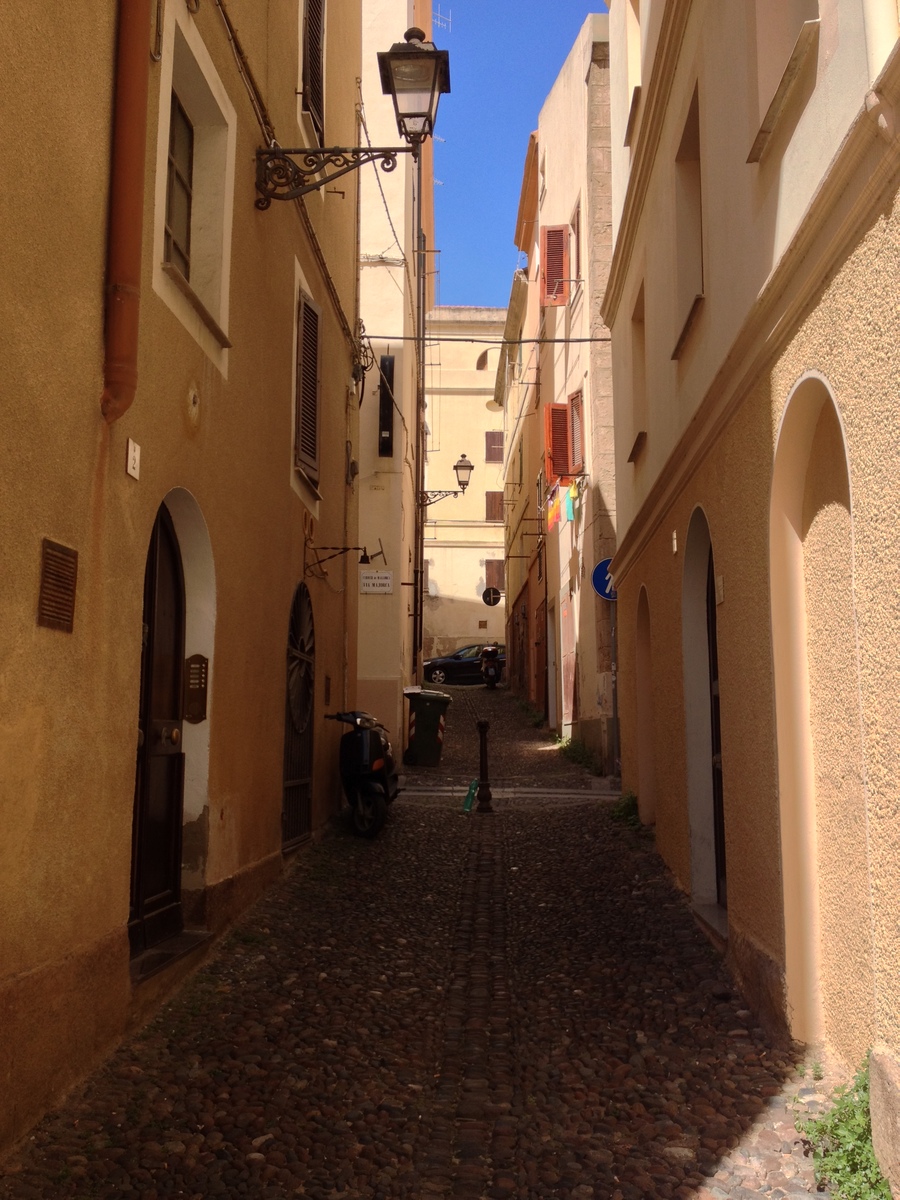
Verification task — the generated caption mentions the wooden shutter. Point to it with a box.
[295,290,321,481]
[485,431,504,462]
[544,402,570,480]
[568,391,584,474]
[485,560,504,592]
[540,224,569,307]
[302,0,325,143]
[485,492,504,522]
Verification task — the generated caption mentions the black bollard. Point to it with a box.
[476,719,493,812]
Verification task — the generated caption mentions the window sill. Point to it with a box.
[671,294,704,360]
[624,85,642,147]
[747,20,820,164]
[162,262,232,348]
[627,430,647,463]
[294,464,323,501]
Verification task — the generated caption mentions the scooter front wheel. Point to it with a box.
[352,784,387,838]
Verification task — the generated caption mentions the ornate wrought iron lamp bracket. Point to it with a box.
[255,146,414,209]
[420,490,463,506]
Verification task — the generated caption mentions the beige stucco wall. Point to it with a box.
[0,0,363,1149]
[615,169,900,1069]
[356,0,429,742]
[423,308,507,657]
[771,188,900,1062]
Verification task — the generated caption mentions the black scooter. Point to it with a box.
[325,710,400,837]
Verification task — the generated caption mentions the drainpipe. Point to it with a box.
[101,0,153,423]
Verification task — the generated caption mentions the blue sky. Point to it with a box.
[431,1,608,310]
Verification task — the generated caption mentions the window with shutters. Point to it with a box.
[485,560,505,592]
[301,0,325,145]
[540,225,569,307]
[544,394,584,482]
[485,431,504,462]
[485,492,504,523]
[568,391,584,474]
[295,290,322,482]
[152,15,236,361]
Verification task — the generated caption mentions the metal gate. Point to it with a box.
[282,583,315,847]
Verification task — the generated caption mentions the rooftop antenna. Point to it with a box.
[433,6,452,32]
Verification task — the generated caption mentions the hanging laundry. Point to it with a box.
[547,489,561,530]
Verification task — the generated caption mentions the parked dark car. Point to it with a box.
[424,643,506,685]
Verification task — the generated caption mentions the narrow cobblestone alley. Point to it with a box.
[1,688,833,1200]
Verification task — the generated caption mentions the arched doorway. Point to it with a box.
[129,491,216,958]
[130,503,186,955]
[635,586,657,824]
[283,582,315,847]
[770,375,873,1052]
[682,508,727,915]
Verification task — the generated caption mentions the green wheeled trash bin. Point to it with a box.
[403,687,452,767]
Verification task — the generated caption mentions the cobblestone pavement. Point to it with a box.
[0,686,835,1199]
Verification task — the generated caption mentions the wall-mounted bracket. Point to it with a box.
[255,146,414,208]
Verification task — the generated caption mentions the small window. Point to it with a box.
[485,560,505,592]
[571,203,581,286]
[630,284,648,462]
[295,289,322,482]
[672,87,703,359]
[485,492,504,522]
[302,0,325,145]
[165,94,193,279]
[540,225,569,306]
[378,355,395,458]
[153,16,236,358]
[485,431,504,463]
[748,0,819,162]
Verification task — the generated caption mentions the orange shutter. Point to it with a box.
[544,403,570,480]
[568,391,584,474]
[540,225,569,307]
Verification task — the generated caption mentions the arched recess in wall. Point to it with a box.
[770,374,873,1054]
[682,507,727,917]
[165,487,217,911]
[635,585,657,824]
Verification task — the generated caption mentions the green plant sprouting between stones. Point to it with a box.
[610,791,642,830]
[797,1057,892,1200]
[556,736,605,775]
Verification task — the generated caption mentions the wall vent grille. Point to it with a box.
[37,539,78,632]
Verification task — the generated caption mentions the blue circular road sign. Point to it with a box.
[591,558,617,601]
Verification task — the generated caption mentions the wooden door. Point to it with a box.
[283,583,315,847]
[129,505,186,956]
[707,548,727,908]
